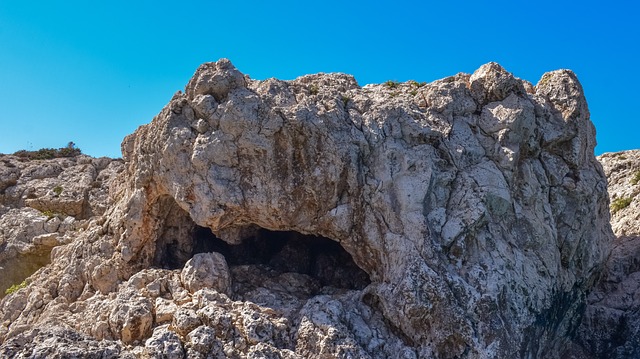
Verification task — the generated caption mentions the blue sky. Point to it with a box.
[0,1,638,158]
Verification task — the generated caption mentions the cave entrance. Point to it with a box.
[191,227,371,290]
[153,218,370,291]
[150,196,370,291]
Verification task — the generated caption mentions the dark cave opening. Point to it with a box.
[150,197,370,290]
[196,227,370,290]
[185,226,370,290]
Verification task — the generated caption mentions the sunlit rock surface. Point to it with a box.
[0,155,122,296]
[0,60,613,358]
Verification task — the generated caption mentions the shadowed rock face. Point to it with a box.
[0,60,613,358]
[564,150,640,359]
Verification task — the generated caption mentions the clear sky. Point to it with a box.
[0,1,638,158]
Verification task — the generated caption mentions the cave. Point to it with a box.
[191,226,371,290]
[150,198,370,291]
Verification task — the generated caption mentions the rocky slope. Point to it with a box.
[0,155,123,296]
[0,60,614,358]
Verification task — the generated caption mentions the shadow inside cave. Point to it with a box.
[192,226,371,291]
[154,221,370,291]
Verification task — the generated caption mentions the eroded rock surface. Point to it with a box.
[0,60,613,358]
[0,155,123,295]
[181,252,231,295]
[565,150,640,359]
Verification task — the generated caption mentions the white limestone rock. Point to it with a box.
[0,60,613,358]
[108,297,153,344]
[143,324,185,359]
[181,252,232,296]
[0,155,123,297]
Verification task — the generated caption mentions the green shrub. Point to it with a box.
[32,148,57,160]
[57,147,81,157]
[5,280,27,295]
[630,171,640,185]
[12,142,81,160]
[41,210,57,219]
[385,80,399,89]
[13,150,30,158]
[341,95,350,106]
[611,197,633,214]
[53,185,63,196]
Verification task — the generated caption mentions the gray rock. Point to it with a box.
[0,60,613,358]
[566,150,640,359]
[108,290,154,344]
[143,325,185,359]
[181,252,232,295]
[0,155,123,298]
[0,326,130,358]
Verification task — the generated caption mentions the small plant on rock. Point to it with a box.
[611,197,633,214]
[538,73,553,88]
[385,80,399,89]
[41,210,57,219]
[630,171,640,185]
[341,95,351,106]
[53,185,63,196]
[5,280,27,295]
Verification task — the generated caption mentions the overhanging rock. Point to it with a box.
[0,59,613,358]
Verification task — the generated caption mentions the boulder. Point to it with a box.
[181,252,231,295]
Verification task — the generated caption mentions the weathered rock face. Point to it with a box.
[565,150,640,359]
[0,155,123,295]
[0,60,613,358]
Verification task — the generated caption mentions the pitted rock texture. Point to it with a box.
[181,252,231,295]
[0,60,613,358]
[0,155,123,296]
[599,150,640,236]
[0,155,120,219]
[565,150,640,359]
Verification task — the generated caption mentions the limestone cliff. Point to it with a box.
[564,150,640,359]
[0,60,613,358]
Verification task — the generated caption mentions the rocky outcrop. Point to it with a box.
[0,60,613,358]
[565,150,640,358]
[0,155,123,296]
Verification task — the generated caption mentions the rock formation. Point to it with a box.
[564,150,640,358]
[0,155,123,296]
[0,60,614,358]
